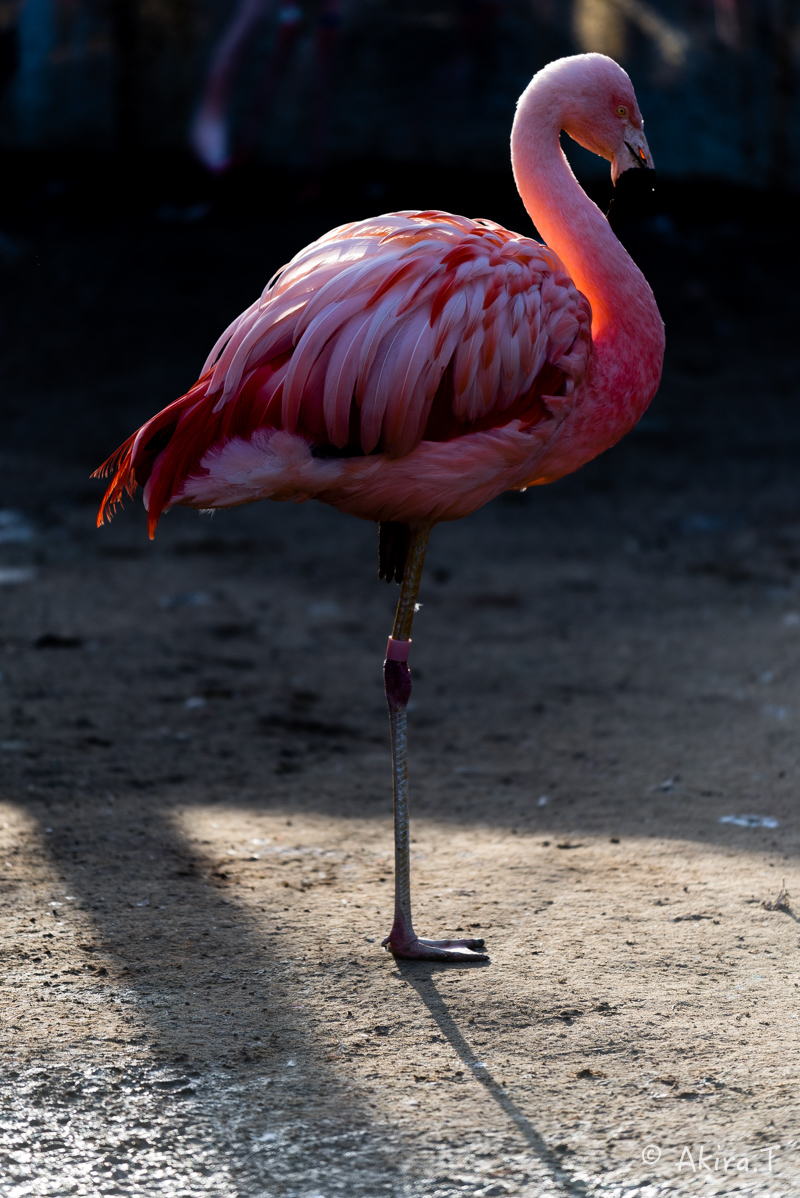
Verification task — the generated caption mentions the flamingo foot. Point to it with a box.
[382,931,488,962]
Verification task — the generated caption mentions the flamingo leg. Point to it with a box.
[382,526,488,962]
[190,0,279,172]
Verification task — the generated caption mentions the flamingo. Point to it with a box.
[95,54,664,962]
[190,0,340,176]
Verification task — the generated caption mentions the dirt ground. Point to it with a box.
[1,171,800,1196]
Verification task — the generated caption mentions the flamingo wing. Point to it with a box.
[95,211,592,535]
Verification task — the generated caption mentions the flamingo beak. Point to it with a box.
[611,129,654,184]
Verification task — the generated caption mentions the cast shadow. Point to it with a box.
[396,960,591,1198]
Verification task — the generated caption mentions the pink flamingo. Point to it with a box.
[190,0,340,175]
[96,54,664,962]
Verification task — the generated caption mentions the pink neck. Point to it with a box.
[511,92,664,410]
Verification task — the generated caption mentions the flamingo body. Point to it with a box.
[97,211,605,535]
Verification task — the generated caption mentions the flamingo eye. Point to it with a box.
[616,106,627,117]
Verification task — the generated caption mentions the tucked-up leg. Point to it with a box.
[381,526,488,963]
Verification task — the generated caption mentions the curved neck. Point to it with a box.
[511,97,663,366]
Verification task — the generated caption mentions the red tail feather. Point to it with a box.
[92,435,138,529]
[92,361,290,538]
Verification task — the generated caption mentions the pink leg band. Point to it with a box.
[385,637,411,663]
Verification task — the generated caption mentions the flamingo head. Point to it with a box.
[523,53,654,183]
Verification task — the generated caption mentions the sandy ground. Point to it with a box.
[1,190,800,1195]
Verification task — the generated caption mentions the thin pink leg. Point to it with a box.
[380,528,488,963]
[190,0,277,171]
[302,1,341,195]
[239,9,304,161]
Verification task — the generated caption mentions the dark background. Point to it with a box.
[2,0,799,182]
[1,0,799,514]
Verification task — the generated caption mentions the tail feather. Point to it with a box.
[91,362,290,538]
[92,435,138,528]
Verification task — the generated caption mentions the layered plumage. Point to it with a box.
[96,210,592,536]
